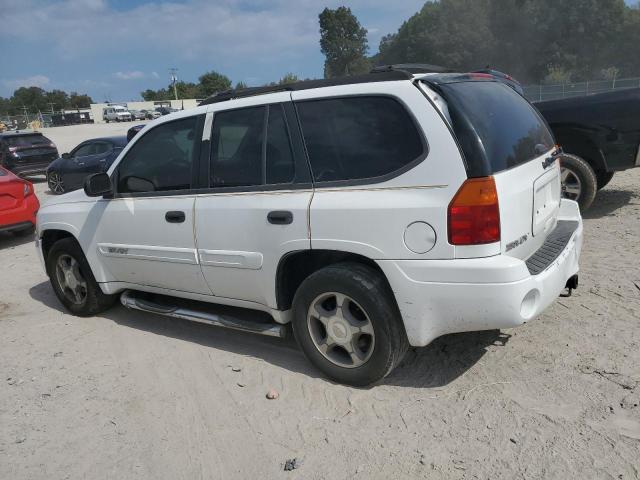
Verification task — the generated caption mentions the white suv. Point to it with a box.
[36,69,583,386]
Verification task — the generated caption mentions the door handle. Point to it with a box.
[165,211,186,223]
[267,211,293,225]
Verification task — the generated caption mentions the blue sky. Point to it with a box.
[1,0,427,101]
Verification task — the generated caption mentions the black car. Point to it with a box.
[47,136,127,194]
[0,132,58,176]
[535,88,640,210]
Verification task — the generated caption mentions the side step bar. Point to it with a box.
[120,290,286,338]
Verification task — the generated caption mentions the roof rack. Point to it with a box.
[370,63,453,74]
[198,70,412,106]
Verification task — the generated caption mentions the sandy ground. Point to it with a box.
[1,123,639,479]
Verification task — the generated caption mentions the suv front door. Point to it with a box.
[89,115,211,295]
[194,95,312,308]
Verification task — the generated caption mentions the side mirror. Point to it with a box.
[84,173,113,197]
[61,152,71,159]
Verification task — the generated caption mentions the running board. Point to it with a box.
[120,290,286,338]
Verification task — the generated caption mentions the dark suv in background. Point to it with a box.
[0,132,59,176]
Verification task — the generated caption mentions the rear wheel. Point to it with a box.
[47,238,118,316]
[292,262,408,386]
[559,153,597,211]
[47,171,65,194]
[596,170,615,190]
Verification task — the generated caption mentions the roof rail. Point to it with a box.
[371,64,453,74]
[198,70,412,106]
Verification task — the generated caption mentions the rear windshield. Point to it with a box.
[433,81,554,176]
[4,134,52,147]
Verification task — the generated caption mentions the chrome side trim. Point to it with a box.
[198,249,263,269]
[97,243,199,265]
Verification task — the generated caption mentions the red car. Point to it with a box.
[0,166,39,236]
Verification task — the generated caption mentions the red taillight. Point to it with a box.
[448,177,500,245]
[467,73,494,80]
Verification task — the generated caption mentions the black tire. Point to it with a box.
[596,170,615,190]
[559,153,597,211]
[47,171,65,194]
[292,262,408,386]
[46,237,118,316]
[12,225,34,237]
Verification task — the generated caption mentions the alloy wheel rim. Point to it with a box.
[54,254,88,305]
[307,292,375,369]
[48,172,65,194]
[560,167,582,201]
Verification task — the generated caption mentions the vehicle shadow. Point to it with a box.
[0,230,34,249]
[383,330,510,388]
[28,280,506,389]
[584,188,636,219]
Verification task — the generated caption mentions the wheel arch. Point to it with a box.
[551,125,608,172]
[275,249,394,311]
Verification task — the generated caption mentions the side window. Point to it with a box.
[210,104,295,188]
[91,142,111,155]
[296,96,425,183]
[117,116,198,193]
[72,143,93,157]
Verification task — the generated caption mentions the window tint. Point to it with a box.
[92,142,111,155]
[5,134,52,147]
[209,104,295,188]
[73,143,93,157]
[117,116,198,193]
[266,105,295,184]
[438,81,554,174]
[296,96,424,183]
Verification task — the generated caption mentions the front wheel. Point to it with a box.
[559,153,597,211]
[47,171,65,194]
[46,238,118,316]
[292,262,408,386]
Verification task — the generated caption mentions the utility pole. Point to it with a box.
[169,67,179,100]
[47,102,55,115]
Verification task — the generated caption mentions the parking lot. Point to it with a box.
[1,123,639,479]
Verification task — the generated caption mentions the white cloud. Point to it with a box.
[0,0,319,62]
[114,71,146,80]
[151,71,160,79]
[3,75,51,90]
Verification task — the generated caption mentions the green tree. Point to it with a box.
[319,7,370,78]
[198,71,232,97]
[67,92,93,109]
[234,81,248,90]
[278,73,299,85]
[375,0,637,84]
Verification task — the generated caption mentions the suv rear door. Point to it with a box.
[194,93,312,308]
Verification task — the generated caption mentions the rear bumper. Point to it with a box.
[378,200,583,347]
[8,162,51,176]
[0,194,39,233]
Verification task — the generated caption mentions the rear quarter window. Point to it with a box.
[296,96,425,183]
[435,81,554,176]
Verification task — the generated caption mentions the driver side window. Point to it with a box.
[117,116,198,193]
[73,143,93,157]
